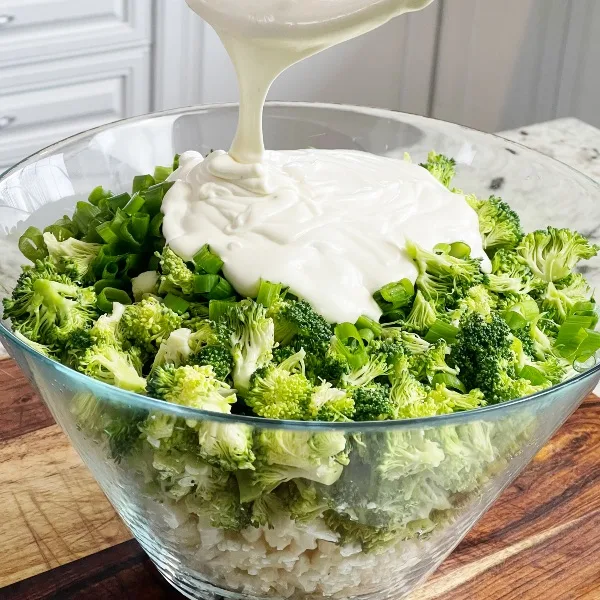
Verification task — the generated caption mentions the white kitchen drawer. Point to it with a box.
[0,0,151,67]
[0,47,150,171]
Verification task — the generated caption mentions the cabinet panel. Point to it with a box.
[0,47,150,171]
[0,0,151,67]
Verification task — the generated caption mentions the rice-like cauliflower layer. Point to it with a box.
[140,499,454,599]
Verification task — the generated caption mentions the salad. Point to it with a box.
[3,151,599,597]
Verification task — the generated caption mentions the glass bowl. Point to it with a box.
[1,104,599,600]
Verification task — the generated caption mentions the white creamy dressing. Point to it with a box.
[162,0,490,323]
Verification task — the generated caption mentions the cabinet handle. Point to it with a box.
[0,15,15,26]
[0,116,15,130]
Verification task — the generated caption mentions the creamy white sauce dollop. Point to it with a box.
[163,149,489,323]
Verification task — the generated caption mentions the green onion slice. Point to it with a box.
[97,287,132,313]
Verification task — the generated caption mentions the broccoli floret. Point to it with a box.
[120,297,182,353]
[158,246,195,296]
[197,421,255,471]
[104,410,146,462]
[403,290,437,333]
[181,301,210,329]
[185,469,250,531]
[272,344,297,364]
[89,302,127,345]
[352,383,394,421]
[451,284,497,323]
[488,249,540,295]
[541,274,594,324]
[245,349,313,420]
[310,382,355,422]
[468,196,523,253]
[388,357,433,418]
[272,299,333,355]
[147,364,235,413]
[3,259,98,346]
[451,312,543,402]
[189,318,231,350]
[284,480,330,524]
[427,384,485,413]
[78,343,147,392]
[71,392,146,462]
[323,510,399,553]
[407,241,486,309]
[419,151,456,188]
[151,327,193,371]
[511,334,566,385]
[13,331,53,357]
[238,430,348,501]
[399,331,431,355]
[341,351,391,388]
[225,299,275,395]
[517,227,599,282]
[190,344,233,380]
[43,232,102,280]
[306,351,350,386]
[408,340,459,383]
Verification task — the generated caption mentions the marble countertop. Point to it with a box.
[500,118,600,182]
[1,117,599,360]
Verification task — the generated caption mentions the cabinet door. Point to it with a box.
[0,47,150,172]
[0,0,151,67]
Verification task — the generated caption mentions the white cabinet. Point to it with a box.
[0,0,151,66]
[0,48,150,171]
[0,0,151,172]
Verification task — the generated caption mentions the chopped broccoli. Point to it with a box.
[403,290,437,333]
[488,249,540,295]
[78,343,146,392]
[197,421,255,471]
[517,227,599,282]
[341,351,391,388]
[238,430,348,501]
[43,232,102,280]
[158,246,195,296]
[151,327,193,371]
[352,383,394,421]
[408,340,459,383]
[408,241,486,309]
[310,382,355,422]
[468,195,523,253]
[426,384,485,413]
[451,312,546,402]
[185,468,250,530]
[3,259,98,347]
[387,357,436,418]
[225,299,275,395]
[147,364,235,413]
[272,298,333,355]
[419,151,456,188]
[541,274,594,324]
[245,349,313,420]
[120,297,182,353]
[190,344,233,380]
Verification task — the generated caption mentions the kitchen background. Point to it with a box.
[0,0,598,175]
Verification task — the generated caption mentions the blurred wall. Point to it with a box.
[168,0,600,132]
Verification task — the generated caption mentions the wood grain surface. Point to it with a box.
[1,358,599,600]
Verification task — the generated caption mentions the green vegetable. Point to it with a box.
[7,152,599,554]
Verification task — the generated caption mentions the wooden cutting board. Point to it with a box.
[1,357,600,600]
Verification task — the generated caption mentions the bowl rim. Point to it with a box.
[1,101,600,432]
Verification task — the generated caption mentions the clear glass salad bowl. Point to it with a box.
[1,104,600,600]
